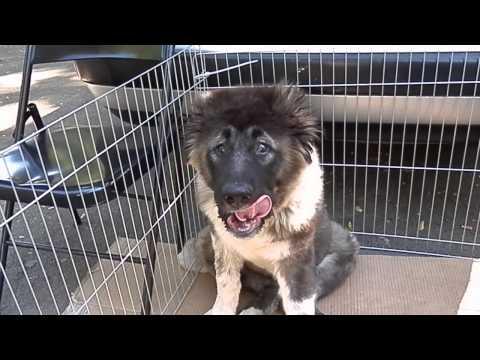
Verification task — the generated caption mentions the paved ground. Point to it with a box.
[0,45,478,315]
[0,45,96,144]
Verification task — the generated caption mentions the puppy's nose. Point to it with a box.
[222,183,254,209]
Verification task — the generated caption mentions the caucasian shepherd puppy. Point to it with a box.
[180,84,359,315]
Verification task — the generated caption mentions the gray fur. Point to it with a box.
[316,221,360,300]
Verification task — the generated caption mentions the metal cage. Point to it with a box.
[0,45,479,315]
[194,46,480,260]
[0,45,208,314]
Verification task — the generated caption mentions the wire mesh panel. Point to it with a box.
[193,46,480,260]
[0,46,209,315]
[2,45,480,315]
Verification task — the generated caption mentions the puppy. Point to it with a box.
[182,85,359,315]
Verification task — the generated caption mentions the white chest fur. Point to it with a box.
[212,226,291,274]
[196,148,323,274]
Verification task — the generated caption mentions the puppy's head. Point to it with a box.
[185,85,320,238]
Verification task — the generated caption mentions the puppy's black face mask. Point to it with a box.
[185,85,321,238]
[207,126,280,238]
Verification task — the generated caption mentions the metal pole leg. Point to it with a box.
[140,124,175,315]
[140,166,164,315]
[172,136,187,253]
[0,46,35,311]
[140,120,171,315]
[72,209,82,226]
[140,223,159,315]
[139,44,177,315]
[0,201,16,309]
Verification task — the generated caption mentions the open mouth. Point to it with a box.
[225,195,273,237]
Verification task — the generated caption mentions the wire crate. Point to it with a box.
[194,46,480,260]
[1,45,479,315]
[0,45,210,315]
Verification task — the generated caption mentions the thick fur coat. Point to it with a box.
[180,85,359,315]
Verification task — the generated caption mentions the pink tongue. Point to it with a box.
[234,195,272,222]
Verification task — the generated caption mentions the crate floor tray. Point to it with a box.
[64,240,477,315]
[177,254,477,315]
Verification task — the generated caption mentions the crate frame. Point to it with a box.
[1,45,480,315]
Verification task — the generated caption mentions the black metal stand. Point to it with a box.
[0,46,35,303]
[140,45,178,315]
[72,208,83,226]
[0,44,182,315]
[140,166,163,315]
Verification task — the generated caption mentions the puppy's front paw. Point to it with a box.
[239,307,264,315]
[177,238,208,273]
[204,306,235,315]
[204,308,215,315]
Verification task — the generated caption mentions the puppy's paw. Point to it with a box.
[239,307,265,315]
[204,308,215,315]
[204,306,236,315]
[177,238,208,273]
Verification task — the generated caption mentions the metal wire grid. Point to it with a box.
[0,45,209,315]
[2,45,480,315]
[194,48,480,260]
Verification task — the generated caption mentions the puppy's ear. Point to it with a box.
[273,84,321,164]
[184,92,211,165]
[189,91,212,117]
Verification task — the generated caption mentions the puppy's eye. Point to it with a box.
[256,143,270,155]
[215,143,226,154]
